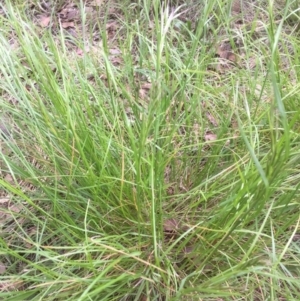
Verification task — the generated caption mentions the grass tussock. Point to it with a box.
[0,0,300,300]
